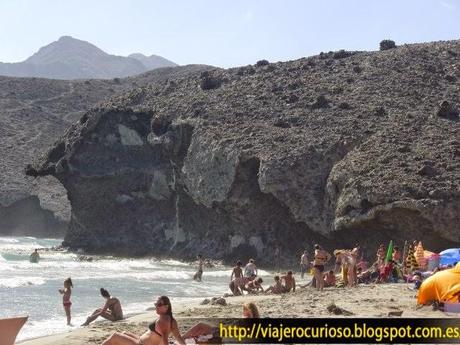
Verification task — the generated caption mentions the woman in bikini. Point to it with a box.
[58,277,73,326]
[102,296,185,345]
[313,244,331,291]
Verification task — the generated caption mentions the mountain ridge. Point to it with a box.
[0,36,177,80]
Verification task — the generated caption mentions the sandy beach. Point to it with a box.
[18,283,454,345]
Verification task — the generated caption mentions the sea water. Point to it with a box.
[0,236,269,342]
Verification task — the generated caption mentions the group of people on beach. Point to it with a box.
[101,295,260,345]
[227,259,296,295]
[58,278,123,327]
[51,238,453,345]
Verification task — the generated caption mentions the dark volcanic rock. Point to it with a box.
[380,39,397,51]
[0,65,212,237]
[27,40,460,265]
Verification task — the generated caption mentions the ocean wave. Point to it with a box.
[0,238,20,243]
[0,276,46,288]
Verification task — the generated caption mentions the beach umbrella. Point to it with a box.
[440,248,460,266]
[405,244,419,272]
[415,242,427,269]
[385,240,394,263]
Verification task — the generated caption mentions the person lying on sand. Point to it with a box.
[281,271,296,292]
[102,296,185,345]
[82,288,123,326]
[265,276,284,294]
[183,303,260,343]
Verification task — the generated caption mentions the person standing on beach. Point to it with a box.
[300,250,309,279]
[82,288,123,326]
[193,254,204,282]
[59,277,73,325]
[244,259,258,279]
[392,246,402,264]
[229,261,245,295]
[313,244,331,291]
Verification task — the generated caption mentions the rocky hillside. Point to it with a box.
[0,65,211,237]
[27,40,459,265]
[0,36,177,79]
[129,53,177,70]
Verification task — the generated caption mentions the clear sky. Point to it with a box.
[1,0,459,68]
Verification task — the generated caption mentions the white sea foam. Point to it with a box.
[0,236,250,342]
[0,276,46,288]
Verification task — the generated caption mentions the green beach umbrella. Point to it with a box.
[385,240,394,263]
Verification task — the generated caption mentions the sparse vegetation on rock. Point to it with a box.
[24,40,460,264]
[380,39,397,51]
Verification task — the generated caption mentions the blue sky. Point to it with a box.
[0,0,459,68]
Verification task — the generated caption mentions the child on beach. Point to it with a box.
[59,277,73,325]
[265,276,284,294]
[245,277,264,294]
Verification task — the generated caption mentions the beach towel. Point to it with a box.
[0,316,28,345]
[417,263,460,305]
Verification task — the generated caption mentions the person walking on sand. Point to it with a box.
[102,296,185,345]
[300,250,309,279]
[82,288,123,326]
[59,277,73,325]
[313,244,331,291]
[193,254,204,282]
[244,259,258,279]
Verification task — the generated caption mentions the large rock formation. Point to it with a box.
[27,40,460,265]
[0,36,177,80]
[0,65,211,237]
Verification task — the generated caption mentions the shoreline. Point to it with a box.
[17,283,457,345]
